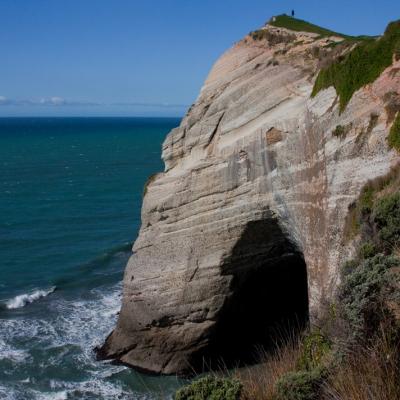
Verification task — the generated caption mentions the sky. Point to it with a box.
[0,0,399,117]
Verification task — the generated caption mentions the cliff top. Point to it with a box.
[268,14,375,41]
[247,15,400,112]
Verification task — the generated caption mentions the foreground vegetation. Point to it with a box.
[175,164,400,399]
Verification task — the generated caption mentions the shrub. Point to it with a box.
[343,164,400,241]
[275,368,325,400]
[174,376,242,400]
[338,254,399,341]
[297,330,331,371]
[312,20,400,111]
[373,192,400,249]
[359,241,377,259]
[388,112,400,152]
[342,259,358,276]
[324,326,400,400]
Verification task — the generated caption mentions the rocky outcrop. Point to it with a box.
[99,22,400,374]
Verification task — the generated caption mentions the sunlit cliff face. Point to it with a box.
[99,22,400,374]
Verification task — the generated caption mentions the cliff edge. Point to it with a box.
[99,16,400,374]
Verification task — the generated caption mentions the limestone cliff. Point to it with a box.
[99,18,400,374]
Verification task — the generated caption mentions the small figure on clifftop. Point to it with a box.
[292,10,295,17]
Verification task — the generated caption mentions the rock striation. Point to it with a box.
[99,20,400,374]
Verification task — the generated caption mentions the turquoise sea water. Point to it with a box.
[0,118,183,399]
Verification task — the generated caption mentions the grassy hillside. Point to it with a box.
[312,20,400,111]
[269,14,372,41]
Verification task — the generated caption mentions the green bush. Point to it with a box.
[275,368,325,400]
[388,112,400,152]
[359,242,377,259]
[174,376,242,400]
[342,259,359,276]
[297,331,331,371]
[373,192,400,249]
[343,166,400,242]
[339,254,399,341]
[312,20,400,111]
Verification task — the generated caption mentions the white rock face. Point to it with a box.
[99,24,400,374]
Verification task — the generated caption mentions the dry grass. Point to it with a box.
[233,333,304,400]
[323,326,400,400]
[230,326,400,400]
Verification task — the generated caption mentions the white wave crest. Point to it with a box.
[38,391,68,400]
[6,287,56,309]
[0,285,162,399]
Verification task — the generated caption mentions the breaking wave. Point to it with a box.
[6,287,57,309]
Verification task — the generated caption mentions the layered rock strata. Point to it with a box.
[100,23,400,374]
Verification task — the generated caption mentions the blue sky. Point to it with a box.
[0,0,399,117]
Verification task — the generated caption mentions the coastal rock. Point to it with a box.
[99,23,400,374]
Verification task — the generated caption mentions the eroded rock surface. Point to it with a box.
[100,23,400,374]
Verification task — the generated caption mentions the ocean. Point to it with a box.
[0,118,184,399]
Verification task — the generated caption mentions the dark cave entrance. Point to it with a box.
[192,219,309,370]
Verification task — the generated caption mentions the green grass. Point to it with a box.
[388,112,400,151]
[312,20,400,112]
[269,15,370,40]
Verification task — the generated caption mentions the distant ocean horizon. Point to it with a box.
[0,117,184,399]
